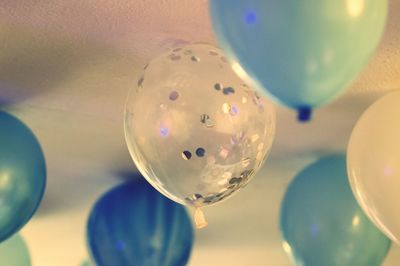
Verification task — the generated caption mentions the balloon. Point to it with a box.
[124,44,275,209]
[347,91,400,244]
[87,177,194,266]
[80,261,92,266]
[280,155,391,266]
[0,112,46,242]
[0,234,31,266]
[210,1,388,121]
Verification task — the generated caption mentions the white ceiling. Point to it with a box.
[0,1,399,265]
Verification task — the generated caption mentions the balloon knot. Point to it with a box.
[297,107,312,122]
[194,208,208,229]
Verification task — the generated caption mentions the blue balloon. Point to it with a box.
[0,112,46,242]
[210,1,387,121]
[280,155,391,266]
[87,177,194,266]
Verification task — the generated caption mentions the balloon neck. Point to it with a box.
[297,107,312,122]
[194,207,208,229]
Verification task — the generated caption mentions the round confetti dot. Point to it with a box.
[214,83,223,91]
[230,106,238,116]
[137,76,144,87]
[200,114,216,128]
[222,103,231,114]
[194,193,203,199]
[160,127,169,137]
[169,91,179,101]
[191,56,200,62]
[223,87,235,95]
[182,151,192,160]
[200,114,209,123]
[196,148,206,157]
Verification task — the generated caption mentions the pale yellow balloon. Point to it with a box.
[124,44,275,208]
[347,90,400,244]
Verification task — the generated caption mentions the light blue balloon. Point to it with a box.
[280,155,391,266]
[0,234,31,266]
[0,112,46,242]
[210,1,387,120]
[87,177,194,266]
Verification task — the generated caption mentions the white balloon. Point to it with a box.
[124,44,275,208]
[347,90,400,244]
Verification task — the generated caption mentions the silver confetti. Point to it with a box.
[200,114,216,128]
[191,56,200,62]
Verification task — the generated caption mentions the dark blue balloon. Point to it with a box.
[87,178,194,266]
[0,112,46,242]
[280,155,390,266]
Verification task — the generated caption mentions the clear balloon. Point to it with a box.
[0,112,46,242]
[0,234,31,266]
[124,44,275,208]
[347,91,400,244]
[87,177,194,266]
[280,155,391,266]
[210,1,388,120]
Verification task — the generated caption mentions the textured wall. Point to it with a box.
[0,0,399,93]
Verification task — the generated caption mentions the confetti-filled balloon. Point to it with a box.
[0,112,46,242]
[210,1,388,121]
[0,234,31,266]
[87,178,193,266]
[347,91,400,244]
[124,44,275,212]
[280,155,391,266]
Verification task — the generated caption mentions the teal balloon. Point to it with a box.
[87,177,194,266]
[0,234,31,266]
[210,1,387,120]
[280,155,391,266]
[0,112,46,242]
